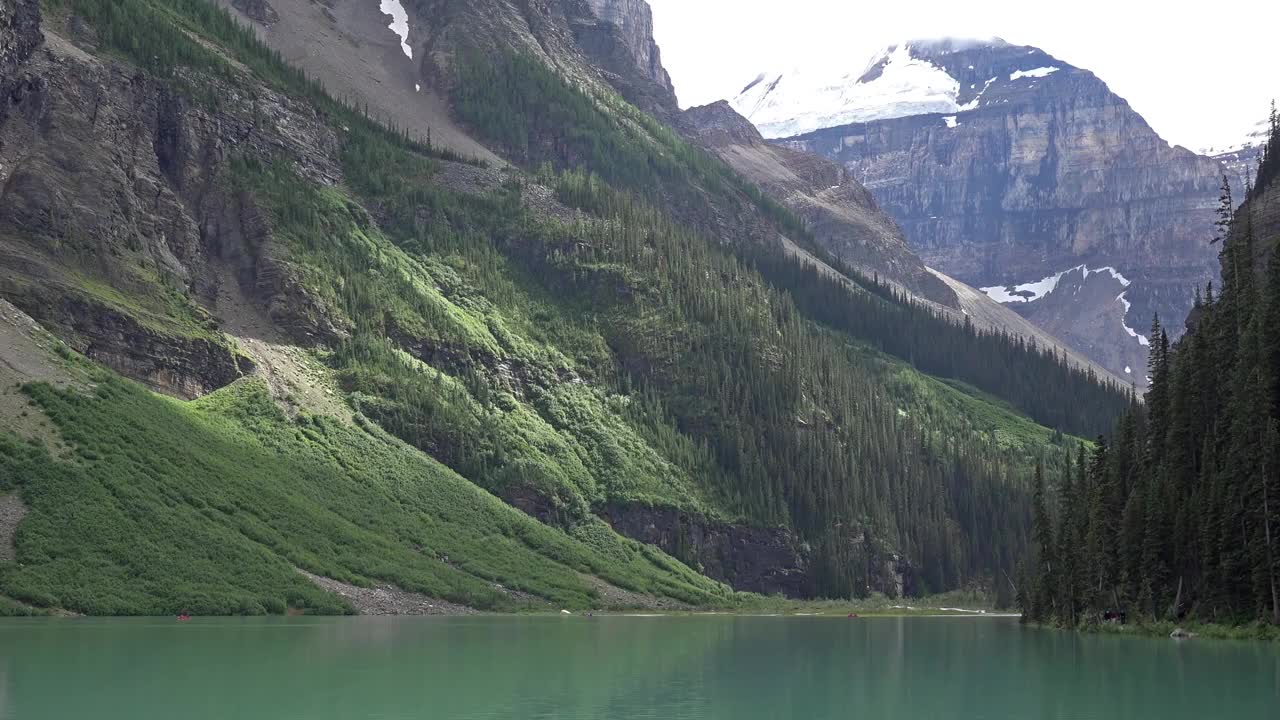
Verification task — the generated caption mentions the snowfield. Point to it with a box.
[732,45,976,139]
[379,0,413,59]
[1009,66,1059,81]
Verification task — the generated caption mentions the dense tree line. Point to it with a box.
[1023,111,1280,627]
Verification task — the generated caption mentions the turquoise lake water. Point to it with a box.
[0,615,1277,718]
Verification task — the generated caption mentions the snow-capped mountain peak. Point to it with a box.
[728,38,1070,140]
[732,43,964,139]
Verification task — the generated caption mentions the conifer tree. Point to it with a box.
[1031,462,1057,620]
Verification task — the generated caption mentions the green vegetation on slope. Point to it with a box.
[227,156,721,521]
[0,367,732,615]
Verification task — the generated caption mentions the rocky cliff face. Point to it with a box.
[0,0,40,79]
[598,503,915,598]
[751,40,1224,383]
[0,8,347,397]
[575,0,675,115]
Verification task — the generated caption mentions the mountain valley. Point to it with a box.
[0,0,1161,618]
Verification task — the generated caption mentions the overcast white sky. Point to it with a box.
[646,0,1276,152]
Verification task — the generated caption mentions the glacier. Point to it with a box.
[731,45,971,139]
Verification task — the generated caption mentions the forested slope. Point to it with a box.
[1023,110,1280,629]
[0,0,1129,614]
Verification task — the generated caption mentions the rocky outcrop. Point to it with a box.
[0,16,344,397]
[26,294,254,399]
[230,0,280,26]
[682,100,956,306]
[0,0,40,80]
[599,502,915,598]
[601,503,809,596]
[769,40,1224,383]
[580,0,667,89]
[199,192,352,347]
[573,0,676,117]
[501,487,917,598]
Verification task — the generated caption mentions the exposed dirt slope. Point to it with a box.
[214,0,500,164]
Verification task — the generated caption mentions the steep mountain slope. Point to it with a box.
[208,0,498,163]
[679,100,954,306]
[0,0,737,614]
[739,40,1224,385]
[0,0,1129,614]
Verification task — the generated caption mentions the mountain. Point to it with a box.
[734,39,1225,385]
[209,2,1107,378]
[0,0,1129,615]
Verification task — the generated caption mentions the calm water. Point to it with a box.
[0,615,1277,719]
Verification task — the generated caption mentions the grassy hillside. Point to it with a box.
[0,358,733,615]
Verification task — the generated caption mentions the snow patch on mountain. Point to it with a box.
[1009,67,1059,81]
[958,78,996,112]
[731,44,972,139]
[984,266,1150,349]
[984,266,1152,354]
[980,265,1130,305]
[379,0,413,59]
[1115,291,1150,346]
[980,270,1067,304]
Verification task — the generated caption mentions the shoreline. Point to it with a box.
[0,608,1022,621]
[1025,619,1280,643]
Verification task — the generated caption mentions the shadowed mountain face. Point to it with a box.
[742,40,1226,385]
